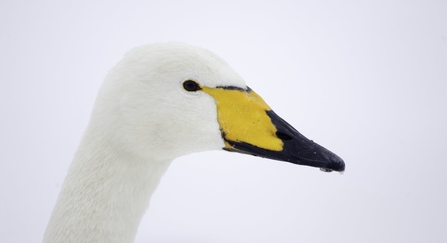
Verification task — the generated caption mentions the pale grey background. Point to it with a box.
[1,0,446,242]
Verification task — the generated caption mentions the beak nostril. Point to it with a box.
[276,131,293,141]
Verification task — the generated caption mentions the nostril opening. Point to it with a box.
[276,131,293,141]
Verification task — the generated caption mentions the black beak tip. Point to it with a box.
[321,153,345,173]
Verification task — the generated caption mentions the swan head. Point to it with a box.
[91,42,344,172]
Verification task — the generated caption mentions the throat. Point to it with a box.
[43,133,172,243]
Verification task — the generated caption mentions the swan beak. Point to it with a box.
[202,86,345,172]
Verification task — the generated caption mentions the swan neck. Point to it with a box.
[43,129,172,243]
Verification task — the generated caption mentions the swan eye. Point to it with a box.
[183,80,201,92]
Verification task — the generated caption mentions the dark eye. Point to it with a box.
[183,80,201,92]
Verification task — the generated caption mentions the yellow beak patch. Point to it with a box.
[202,86,283,151]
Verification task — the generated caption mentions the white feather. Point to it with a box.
[44,42,246,243]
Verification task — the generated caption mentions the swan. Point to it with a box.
[43,42,345,243]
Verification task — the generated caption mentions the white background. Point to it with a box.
[1,1,446,242]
